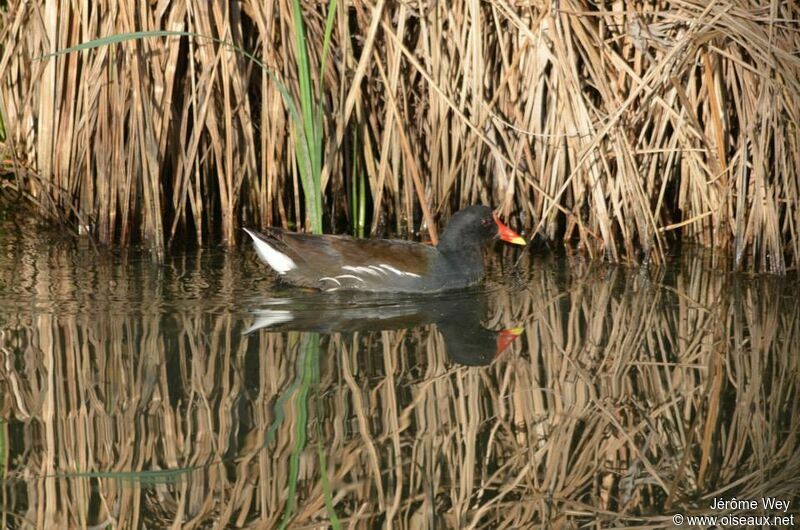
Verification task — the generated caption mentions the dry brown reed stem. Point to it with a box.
[0,218,798,527]
[1,0,799,270]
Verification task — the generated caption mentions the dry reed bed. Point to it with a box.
[0,236,797,528]
[1,1,799,271]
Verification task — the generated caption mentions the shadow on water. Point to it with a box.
[245,290,522,366]
[0,214,798,528]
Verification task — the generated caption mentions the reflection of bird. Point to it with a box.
[245,291,522,366]
[243,205,525,293]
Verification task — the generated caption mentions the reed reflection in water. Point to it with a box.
[0,222,798,528]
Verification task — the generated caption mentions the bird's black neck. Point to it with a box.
[437,227,475,254]
[436,242,485,285]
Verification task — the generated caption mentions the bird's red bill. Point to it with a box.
[493,214,526,245]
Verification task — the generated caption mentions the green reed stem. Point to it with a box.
[349,126,366,238]
[289,0,337,235]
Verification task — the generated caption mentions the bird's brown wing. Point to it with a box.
[268,229,438,290]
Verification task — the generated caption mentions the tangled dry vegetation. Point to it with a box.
[0,1,799,272]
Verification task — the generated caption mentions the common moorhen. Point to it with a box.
[243,205,525,293]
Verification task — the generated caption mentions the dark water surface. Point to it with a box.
[0,212,798,528]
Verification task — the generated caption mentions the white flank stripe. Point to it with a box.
[335,274,366,283]
[340,264,421,279]
[243,228,297,274]
[319,276,342,286]
[342,265,381,277]
[379,264,421,278]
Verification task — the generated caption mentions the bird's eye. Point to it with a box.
[481,218,493,227]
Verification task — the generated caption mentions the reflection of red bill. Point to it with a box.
[496,327,524,356]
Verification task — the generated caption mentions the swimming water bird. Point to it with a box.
[243,205,526,293]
